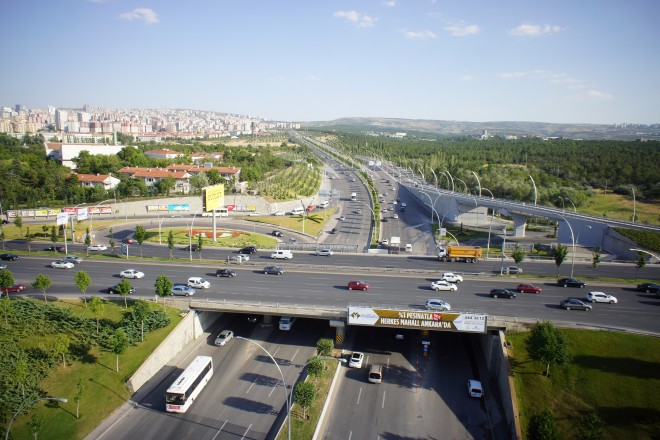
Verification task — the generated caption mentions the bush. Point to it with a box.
[316,338,333,356]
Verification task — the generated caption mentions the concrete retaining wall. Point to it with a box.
[126,310,217,393]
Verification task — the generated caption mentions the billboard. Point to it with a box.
[203,184,225,212]
[348,307,487,333]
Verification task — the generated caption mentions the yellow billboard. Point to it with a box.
[204,184,225,212]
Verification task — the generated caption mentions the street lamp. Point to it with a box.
[557,196,565,210]
[455,178,469,194]
[499,226,507,275]
[5,397,68,440]
[443,170,455,192]
[470,171,482,197]
[89,198,116,246]
[572,225,592,277]
[566,198,577,213]
[630,248,659,262]
[557,214,576,278]
[631,186,636,223]
[445,230,460,246]
[528,175,537,206]
[482,188,494,199]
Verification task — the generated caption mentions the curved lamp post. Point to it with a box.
[557,196,565,210]
[455,178,469,194]
[630,248,659,263]
[443,170,455,192]
[482,188,494,199]
[89,198,116,246]
[470,171,482,197]
[565,198,577,213]
[558,214,576,278]
[528,175,537,206]
[5,397,68,440]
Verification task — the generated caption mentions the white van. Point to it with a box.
[279,316,296,331]
[368,365,383,384]
[319,200,329,209]
[271,250,293,260]
[467,379,483,398]
[290,207,304,215]
[187,277,210,289]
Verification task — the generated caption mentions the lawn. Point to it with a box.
[582,190,659,225]
[8,298,183,440]
[507,329,660,440]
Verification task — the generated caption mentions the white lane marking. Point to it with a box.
[291,348,300,363]
[246,377,257,394]
[268,383,277,398]
[348,431,353,440]
[211,420,228,440]
[241,424,252,440]
[386,358,390,369]
[382,390,386,409]
[356,387,362,405]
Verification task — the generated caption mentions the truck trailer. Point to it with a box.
[437,245,482,263]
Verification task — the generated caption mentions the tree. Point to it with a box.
[306,357,325,377]
[0,297,12,325]
[591,252,601,279]
[109,327,130,372]
[316,338,334,357]
[89,296,105,335]
[132,299,150,342]
[50,225,58,246]
[74,374,84,419]
[41,224,49,238]
[527,408,559,440]
[293,381,316,420]
[197,233,203,260]
[0,268,15,299]
[28,413,44,440]
[115,278,133,308]
[25,226,32,253]
[32,273,52,303]
[134,225,146,258]
[74,270,92,307]
[14,215,23,236]
[526,321,569,377]
[54,333,70,367]
[154,274,173,310]
[167,230,174,259]
[108,227,116,256]
[578,412,604,440]
[635,251,646,280]
[511,245,526,266]
[15,354,28,397]
[85,227,91,256]
[0,227,5,250]
[552,244,568,277]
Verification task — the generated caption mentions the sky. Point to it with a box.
[2,0,659,124]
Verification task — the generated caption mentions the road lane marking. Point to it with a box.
[291,348,300,363]
[356,387,362,405]
[246,377,257,393]
[348,431,353,440]
[241,424,252,440]
[382,390,386,409]
[211,420,228,440]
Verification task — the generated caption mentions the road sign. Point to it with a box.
[348,307,487,333]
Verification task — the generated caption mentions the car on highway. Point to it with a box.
[121,237,136,244]
[430,280,458,292]
[44,246,66,253]
[558,278,587,288]
[214,329,234,346]
[1,284,26,294]
[468,380,483,398]
[315,249,334,256]
[381,239,389,246]
[271,230,283,237]
[636,282,660,293]
[51,260,75,269]
[107,284,136,295]
[490,288,517,299]
[0,263,6,270]
[187,277,210,288]
[517,283,542,294]
[440,273,464,283]
[171,285,195,296]
[393,213,399,219]
[560,298,592,311]
[339,215,345,221]
[263,266,284,275]
[425,298,451,311]
[229,254,249,263]
[504,266,522,274]
[184,244,199,251]
[63,255,83,264]
[216,268,236,278]
[347,280,369,291]
[330,227,338,234]
[239,246,258,255]
[273,211,286,216]
[349,352,364,368]
[585,291,618,304]
[401,202,407,207]
[120,269,145,279]
[0,254,19,261]
[88,244,108,251]
[381,216,389,222]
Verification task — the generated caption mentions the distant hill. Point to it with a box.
[300,117,660,141]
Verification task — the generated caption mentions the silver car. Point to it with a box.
[171,285,195,296]
[215,329,234,346]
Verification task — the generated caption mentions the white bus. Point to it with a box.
[201,207,229,217]
[165,356,214,413]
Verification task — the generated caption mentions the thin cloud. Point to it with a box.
[586,90,613,100]
[508,23,562,37]
[402,30,437,40]
[118,8,159,25]
[383,0,396,6]
[334,10,377,28]
[461,75,475,81]
[444,21,479,37]
[499,72,527,78]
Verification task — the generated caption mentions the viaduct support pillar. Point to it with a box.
[509,213,529,237]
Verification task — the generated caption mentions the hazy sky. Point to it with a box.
[3,0,659,124]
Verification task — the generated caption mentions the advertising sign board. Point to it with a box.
[348,307,487,333]
[203,184,225,212]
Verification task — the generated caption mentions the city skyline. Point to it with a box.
[2,0,659,125]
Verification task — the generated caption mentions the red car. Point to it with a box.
[348,281,369,291]
[517,283,542,294]
[1,284,26,294]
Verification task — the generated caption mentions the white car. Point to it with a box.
[188,277,210,289]
[401,202,407,207]
[440,273,464,283]
[120,269,145,279]
[88,244,108,251]
[393,214,399,219]
[51,260,74,269]
[248,212,261,216]
[273,211,286,216]
[349,352,364,368]
[315,249,334,256]
[431,280,458,291]
[381,239,389,246]
[215,330,234,346]
[585,291,618,304]
[339,216,346,221]
[230,254,249,263]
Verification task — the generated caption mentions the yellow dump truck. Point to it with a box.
[437,245,482,263]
